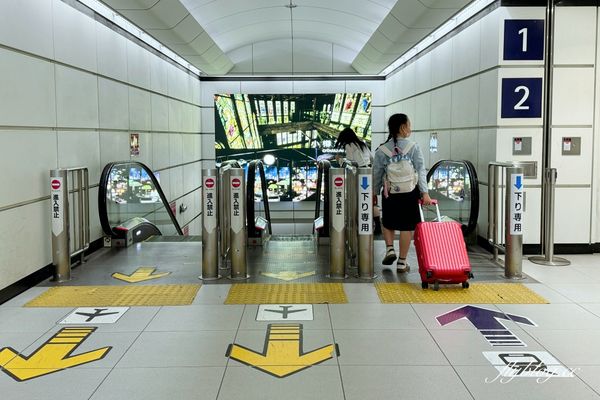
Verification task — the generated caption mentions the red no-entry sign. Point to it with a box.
[334,177,343,187]
[232,178,241,188]
[51,179,61,190]
[205,178,215,188]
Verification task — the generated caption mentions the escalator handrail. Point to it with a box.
[314,160,331,235]
[98,161,184,236]
[426,159,479,236]
[246,160,272,236]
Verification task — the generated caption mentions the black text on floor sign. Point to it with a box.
[483,352,576,379]
[112,267,170,283]
[0,327,111,382]
[227,324,337,378]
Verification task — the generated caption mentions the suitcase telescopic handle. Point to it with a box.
[418,199,441,222]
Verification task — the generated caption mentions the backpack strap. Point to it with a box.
[399,141,415,155]
[379,145,394,158]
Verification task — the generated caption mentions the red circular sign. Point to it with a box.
[232,178,241,188]
[51,179,61,190]
[205,178,215,188]
[334,177,344,187]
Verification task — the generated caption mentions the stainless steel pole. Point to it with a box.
[504,167,524,279]
[50,169,71,282]
[201,169,220,280]
[229,168,248,279]
[529,168,570,266]
[357,167,375,279]
[329,168,346,279]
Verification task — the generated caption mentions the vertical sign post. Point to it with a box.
[329,168,346,279]
[357,168,375,279]
[229,168,248,279]
[201,169,220,280]
[50,169,71,282]
[505,167,524,279]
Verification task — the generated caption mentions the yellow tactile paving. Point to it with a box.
[24,284,200,307]
[375,283,548,304]
[224,283,348,304]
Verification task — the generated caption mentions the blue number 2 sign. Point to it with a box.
[501,78,543,119]
[504,19,544,61]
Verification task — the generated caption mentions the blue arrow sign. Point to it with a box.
[436,305,536,347]
[361,176,369,190]
[514,175,523,190]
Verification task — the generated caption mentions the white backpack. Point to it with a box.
[380,142,418,195]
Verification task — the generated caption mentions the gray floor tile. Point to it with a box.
[522,262,592,285]
[330,303,425,330]
[527,330,600,366]
[239,304,331,330]
[218,365,344,400]
[495,304,600,331]
[0,367,110,400]
[575,366,600,395]
[0,332,48,364]
[192,284,232,304]
[0,307,73,333]
[334,330,448,365]
[0,288,49,307]
[23,329,139,369]
[546,284,600,303]
[117,330,235,368]
[90,367,224,400]
[59,307,160,333]
[411,304,505,330]
[341,365,474,400]
[523,283,573,303]
[144,305,244,331]
[429,328,547,366]
[455,365,600,400]
[343,283,381,303]
[231,329,337,367]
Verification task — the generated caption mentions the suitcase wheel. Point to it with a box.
[462,281,470,289]
[433,281,440,291]
[468,272,474,279]
[421,282,428,290]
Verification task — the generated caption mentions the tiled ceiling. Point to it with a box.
[100,0,472,75]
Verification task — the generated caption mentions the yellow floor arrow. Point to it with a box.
[260,271,316,281]
[227,323,336,378]
[112,267,170,283]
[0,327,111,382]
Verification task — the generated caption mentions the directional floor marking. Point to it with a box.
[257,305,313,321]
[483,352,575,379]
[112,267,170,283]
[227,323,337,378]
[0,327,111,382]
[59,307,129,324]
[260,271,316,281]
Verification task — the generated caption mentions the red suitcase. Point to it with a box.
[414,200,473,290]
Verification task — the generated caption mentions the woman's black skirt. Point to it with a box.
[381,186,420,231]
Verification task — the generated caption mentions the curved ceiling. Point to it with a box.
[100,0,473,75]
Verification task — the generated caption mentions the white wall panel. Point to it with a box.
[430,39,453,88]
[0,0,53,59]
[96,23,128,82]
[99,131,129,166]
[450,130,478,163]
[430,86,452,129]
[129,87,152,131]
[53,0,97,73]
[480,11,500,70]
[412,131,430,168]
[170,165,184,200]
[167,64,186,101]
[155,168,171,200]
[152,133,170,170]
[98,78,129,130]
[451,77,479,128]
[57,130,101,183]
[201,82,240,106]
[0,49,56,127]
[133,132,152,166]
[127,41,151,90]
[0,131,57,208]
[414,93,431,131]
[552,67,595,126]
[169,134,183,167]
[371,106,386,135]
[151,94,169,132]
[150,53,169,95]
[292,80,345,94]
[402,62,417,99]
[522,187,541,244]
[452,21,481,80]
[554,188,591,244]
[0,201,52,289]
[88,187,102,241]
[240,81,294,94]
[202,133,215,160]
[415,53,432,95]
[182,134,198,163]
[371,133,385,152]
[479,70,499,127]
[168,99,183,132]
[201,107,215,133]
[495,127,543,186]
[550,128,593,185]
[554,7,597,65]
[55,66,99,129]
[477,129,497,184]
[183,162,201,194]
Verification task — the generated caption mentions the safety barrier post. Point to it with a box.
[529,168,570,266]
[357,167,375,279]
[229,168,248,279]
[329,168,346,279]
[51,169,71,282]
[504,166,524,279]
[201,168,220,280]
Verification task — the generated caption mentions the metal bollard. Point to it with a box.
[329,168,346,279]
[357,167,375,279]
[504,166,524,279]
[229,168,248,279]
[529,168,570,266]
[50,169,71,282]
[201,169,220,280]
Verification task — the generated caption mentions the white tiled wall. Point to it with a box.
[0,0,202,290]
